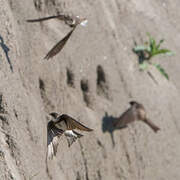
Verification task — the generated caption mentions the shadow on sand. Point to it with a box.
[0,35,13,72]
[102,112,127,147]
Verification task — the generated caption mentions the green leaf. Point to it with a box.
[139,62,149,70]
[151,49,173,57]
[165,51,175,56]
[147,33,156,54]
[159,39,164,44]
[157,39,164,49]
[133,45,147,52]
[146,46,151,53]
[157,49,171,54]
[153,63,169,80]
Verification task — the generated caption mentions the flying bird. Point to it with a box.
[47,112,93,159]
[26,14,87,28]
[26,14,87,59]
[114,101,160,133]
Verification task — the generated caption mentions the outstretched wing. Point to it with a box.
[47,122,63,159]
[60,114,93,131]
[44,28,75,60]
[26,14,66,23]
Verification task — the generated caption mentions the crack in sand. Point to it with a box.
[78,140,89,180]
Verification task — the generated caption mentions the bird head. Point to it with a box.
[129,101,138,106]
[49,112,59,119]
[129,101,145,112]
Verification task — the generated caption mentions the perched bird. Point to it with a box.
[26,14,87,59]
[114,101,160,133]
[47,112,93,159]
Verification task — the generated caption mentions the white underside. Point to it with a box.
[64,130,77,137]
[64,130,78,147]
[80,19,88,26]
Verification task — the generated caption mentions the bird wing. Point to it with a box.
[114,108,136,128]
[47,122,63,159]
[44,28,75,60]
[26,14,66,23]
[60,114,93,131]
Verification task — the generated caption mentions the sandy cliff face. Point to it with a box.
[0,0,180,179]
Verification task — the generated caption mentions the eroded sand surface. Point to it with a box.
[0,0,180,179]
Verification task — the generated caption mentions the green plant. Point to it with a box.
[133,33,174,80]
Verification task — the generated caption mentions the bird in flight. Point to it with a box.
[114,101,160,133]
[26,14,87,59]
[47,112,93,159]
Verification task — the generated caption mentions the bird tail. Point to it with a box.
[143,118,160,133]
[73,131,83,138]
[65,131,83,147]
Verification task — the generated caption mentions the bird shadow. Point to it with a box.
[102,112,127,147]
[0,35,13,72]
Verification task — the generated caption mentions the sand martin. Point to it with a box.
[27,14,87,59]
[26,14,87,28]
[47,112,93,159]
[114,101,160,133]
